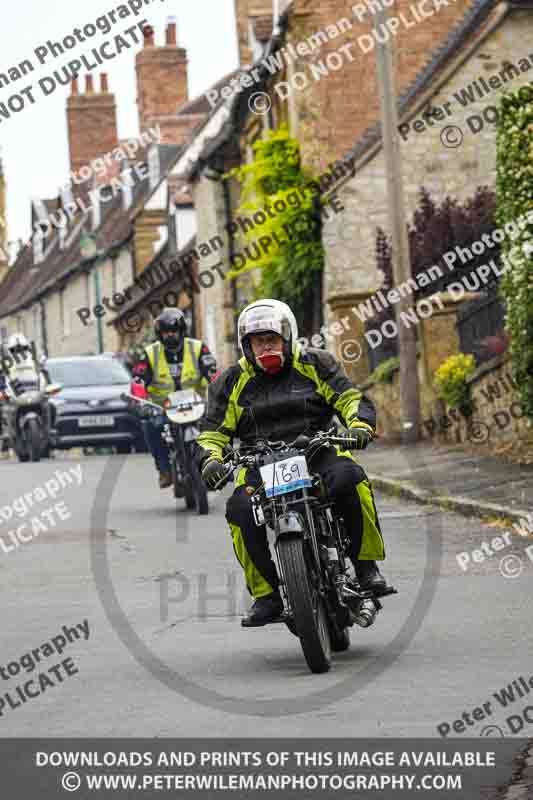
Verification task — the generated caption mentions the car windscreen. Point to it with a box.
[46,359,130,387]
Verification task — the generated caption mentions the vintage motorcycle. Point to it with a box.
[1,378,62,462]
[216,428,397,674]
[125,389,209,515]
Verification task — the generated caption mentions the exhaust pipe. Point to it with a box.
[342,585,379,628]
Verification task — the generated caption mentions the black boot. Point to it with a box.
[353,560,387,593]
[241,590,284,627]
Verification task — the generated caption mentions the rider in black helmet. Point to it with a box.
[132,307,218,488]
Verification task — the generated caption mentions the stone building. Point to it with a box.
[166,0,482,369]
[321,0,533,387]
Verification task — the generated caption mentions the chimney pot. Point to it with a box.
[71,77,79,95]
[100,73,109,93]
[143,25,155,46]
[85,75,94,94]
[166,21,177,45]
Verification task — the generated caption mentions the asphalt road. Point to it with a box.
[1,451,531,750]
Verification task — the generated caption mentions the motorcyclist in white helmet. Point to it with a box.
[1,334,40,395]
[196,299,388,627]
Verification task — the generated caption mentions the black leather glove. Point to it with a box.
[201,458,230,490]
[347,424,374,450]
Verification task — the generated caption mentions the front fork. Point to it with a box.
[162,421,180,476]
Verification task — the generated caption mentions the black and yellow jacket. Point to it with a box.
[196,345,376,466]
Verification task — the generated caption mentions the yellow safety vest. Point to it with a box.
[145,338,206,405]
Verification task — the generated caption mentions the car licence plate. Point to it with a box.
[78,415,115,427]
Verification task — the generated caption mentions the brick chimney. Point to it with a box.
[234,0,274,66]
[135,19,191,145]
[66,74,118,178]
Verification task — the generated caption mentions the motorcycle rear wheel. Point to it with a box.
[278,536,331,674]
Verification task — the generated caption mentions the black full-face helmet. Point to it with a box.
[154,308,187,351]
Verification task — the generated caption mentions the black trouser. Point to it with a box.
[225,447,385,599]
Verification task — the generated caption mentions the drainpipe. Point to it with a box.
[94,263,104,354]
[222,175,238,359]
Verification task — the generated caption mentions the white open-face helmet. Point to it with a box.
[238,299,298,368]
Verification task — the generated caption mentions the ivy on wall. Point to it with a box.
[496,83,533,420]
[227,124,324,322]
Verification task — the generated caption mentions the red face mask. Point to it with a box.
[256,351,285,374]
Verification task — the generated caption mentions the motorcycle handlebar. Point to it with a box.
[122,392,205,412]
[121,392,161,412]
[222,430,372,472]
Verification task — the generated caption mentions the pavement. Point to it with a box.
[363,439,533,525]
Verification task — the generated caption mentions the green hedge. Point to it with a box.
[496,83,533,420]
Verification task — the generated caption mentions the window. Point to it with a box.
[84,273,94,324]
[46,357,131,387]
[148,146,161,190]
[112,258,118,296]
[175,207,196,251]
[33,230,44,265]
[32,306,40,346]
[59,289,70,337]
[85,273,91,307]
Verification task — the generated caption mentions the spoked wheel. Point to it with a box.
[189,458,209,515]
[278,536,331,674]
[171,461,184,500]
[182,448,208,515]
[184,475,195,508]
[26,419,42,463]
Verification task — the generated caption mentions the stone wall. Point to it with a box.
[368,351,533,450]
[361,354,435,441]
[423,355,532,448]
[322,9,533,382]
[43,252,127,357]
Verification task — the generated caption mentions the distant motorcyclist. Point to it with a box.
[132,308,218,489]
[196,299,388,627]
[0,335,43,454]
[0,334,40,396]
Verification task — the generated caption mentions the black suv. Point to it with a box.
[44,355,145,453]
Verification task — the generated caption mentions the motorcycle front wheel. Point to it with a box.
[189,458,209,515]
[278,536,331,674]
[26,419,42,463]
[181,445,208,515]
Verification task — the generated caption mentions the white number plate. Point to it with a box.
[260,455,312,498]
[79,415,115,427]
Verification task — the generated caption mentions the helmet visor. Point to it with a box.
[239,308,291,343]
